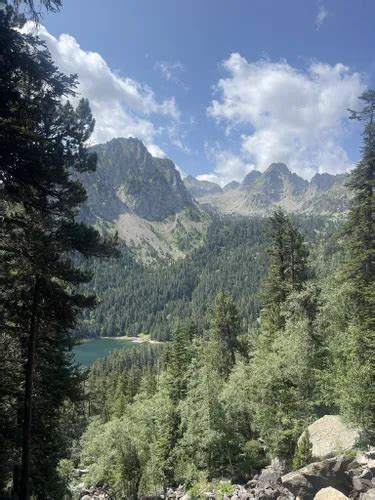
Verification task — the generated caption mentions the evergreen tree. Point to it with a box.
[347,91,375,331]
[328,91,375,431]
[207,291,241,374]
[251,212,317,457]
[292,430,313,470]
[0,3,117,496]
[259,208,309,350]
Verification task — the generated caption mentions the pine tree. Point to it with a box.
[292,430,313,470]
[347,91,375,331]
[0,4,118,496]
[207,291,241,376]
[251,211,317,457]
[259,208,308,350]
[331,91,375,431]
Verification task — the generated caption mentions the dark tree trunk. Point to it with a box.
[19,277,41,500]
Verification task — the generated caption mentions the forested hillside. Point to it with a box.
[77,214,340,340]
[66,171,373,497]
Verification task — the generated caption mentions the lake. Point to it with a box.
[73,337,136,367]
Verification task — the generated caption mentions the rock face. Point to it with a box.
[282,456,353,499]
[361,490,375,500]
[247,163,308,207]
[314,486,348,499]
[184,175,223,198]
[241,170,262,188]
[299,415,363,460]
[223,180,240,191]
[80,137,195,222]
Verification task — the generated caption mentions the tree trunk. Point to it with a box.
[19,276,41,500]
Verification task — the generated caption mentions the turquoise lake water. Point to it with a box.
[73,337,135,367]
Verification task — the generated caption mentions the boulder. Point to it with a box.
[361,490,375,500]
[282,456,352,499]
[313,487,348,499]
[298,415,363,459]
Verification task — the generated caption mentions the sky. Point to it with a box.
[32,0,375,185]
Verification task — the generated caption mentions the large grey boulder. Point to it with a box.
[361,489,375,500]
[298,415,363,460]
[282,456,352,499]
[314,487,348,499]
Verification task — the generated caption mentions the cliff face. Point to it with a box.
[80,137,194,223]
[184,175,223,198]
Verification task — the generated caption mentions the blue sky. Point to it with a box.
[38,0,375,184]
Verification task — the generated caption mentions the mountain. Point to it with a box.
[79,138,206,261]
[78,138,349,260]
[240,170,261,188]
[223,180,240,191]
[245,163,308,207]
[186,163,349,216]
[80,137,195,223]
[183,175,223,198]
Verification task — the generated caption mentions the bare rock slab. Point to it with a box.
[299,415,363,460]
[314,487,348,499]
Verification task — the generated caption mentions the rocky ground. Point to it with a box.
[163,449,375,500]
[77,416,375,499]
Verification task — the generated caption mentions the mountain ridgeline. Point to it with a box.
[79,138,349,234]
[185,163,349,216]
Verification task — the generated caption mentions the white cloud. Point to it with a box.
[316,2,328,29]
[203,147,255,186]
[22,23,180,150]
[154,60,189,93]
[208,53,365,180]
[146,144,167,158]
[196,173,224,186]
[155,60,185,83]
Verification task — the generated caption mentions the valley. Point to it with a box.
[1,3,374,499]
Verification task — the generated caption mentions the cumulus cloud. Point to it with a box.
[316,2,328,29]
[22,23,180,152]
[208,53,365,180]
[201,147,255,186]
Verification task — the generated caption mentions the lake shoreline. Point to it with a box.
[101,335,161,344]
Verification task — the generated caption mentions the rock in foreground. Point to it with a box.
[298,415,363,460]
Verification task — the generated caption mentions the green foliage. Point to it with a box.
[187,478,210,499]
[213,479,236,498]
[0,2,117,495]
[81,418,141,499]
[292,430,313,470]
[249,211,320,457]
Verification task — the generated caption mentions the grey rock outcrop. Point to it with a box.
[223,180,240,191]
[298,415,363,460]
[361,489,375,500]
[80,137,195,223]
[282,456,353,499]
[184,175,223,198]
[314,486,349,499]
[241,170,261,188]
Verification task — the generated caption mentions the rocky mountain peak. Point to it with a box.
[80,137,195,222]
[223,180,240,191]
[264,162,291,176]
[309,172,347,193]
[183,175,223,198]
[241,170,262,187]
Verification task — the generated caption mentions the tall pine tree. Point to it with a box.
[0,3,118,496]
